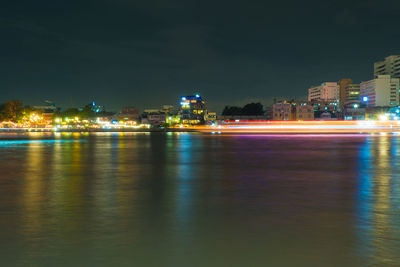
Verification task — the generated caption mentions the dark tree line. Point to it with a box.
[0,100,24,122]
[222,102,264,116]
[53,104,113,119]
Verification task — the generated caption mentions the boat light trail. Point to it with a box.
[177,120,400,134]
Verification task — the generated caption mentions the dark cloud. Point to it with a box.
[0,0,400,112]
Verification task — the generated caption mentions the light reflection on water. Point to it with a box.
[0,132,400,266]
[356,135,400,265]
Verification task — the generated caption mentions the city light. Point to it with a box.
[379,114,389,121]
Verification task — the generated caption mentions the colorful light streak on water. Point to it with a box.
[180,120,400,133]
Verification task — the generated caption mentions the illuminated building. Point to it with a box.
[310,100,339,119]
[144,105,175,115]
[273,101,313,120]
[365,106,400,121]
[166,114,180,125]
[142,105,177,126]
[374,55,400,78]
[273,102,293,120]
[180,94,206,125]
[146,113,167,126]
[32,101,58,124]
[206,112,217,122]
[360,75,400,107]
[161,105,174,114]
[90,101,105,113]
[115,107,140,122]
[343,102,366,120]
[294,103,314,120]
[308,82,339,102]
[344,83,361,104]
[339,78,353,109]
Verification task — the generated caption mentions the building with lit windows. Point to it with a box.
[344,83,361,104]
[115,107,140,123]
[308,82,340,102]
[273,102,292,120]
[90,101,105,113]
[206,112,217,121]
[339,78,353,109]
[343,102,366,120]
[310,100,340,119]
[360,75,400,107]
[32,101,58,124]
[374,55,400,78]
[273,101,314,120]
[180,94,206,125]
[295,103,314,120]
[142,105,177,126]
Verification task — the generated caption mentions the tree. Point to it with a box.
[61,108,80,118]
[78,104,96,118]
[241,103,264,115]
[222,106,242,116]
[16,105,34,122]
[222,103,265,116]
[0,100,23,122]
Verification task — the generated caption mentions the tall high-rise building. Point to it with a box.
[344,83,361,104]
[374,55,400,78]
[180,94,206,125]
[308,82,339,102]
[360,75,400,107]
[338,78,353,108]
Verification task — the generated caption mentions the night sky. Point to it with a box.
[1,0,400,112]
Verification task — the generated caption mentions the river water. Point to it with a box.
[0,132,399,266]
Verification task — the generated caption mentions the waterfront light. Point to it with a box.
[379,114,388,121]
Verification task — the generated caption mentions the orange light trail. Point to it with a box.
[176,120,400,134]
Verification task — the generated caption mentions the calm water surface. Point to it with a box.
[0,132,400,266]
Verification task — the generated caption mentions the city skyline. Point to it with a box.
[1,0,400,111]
